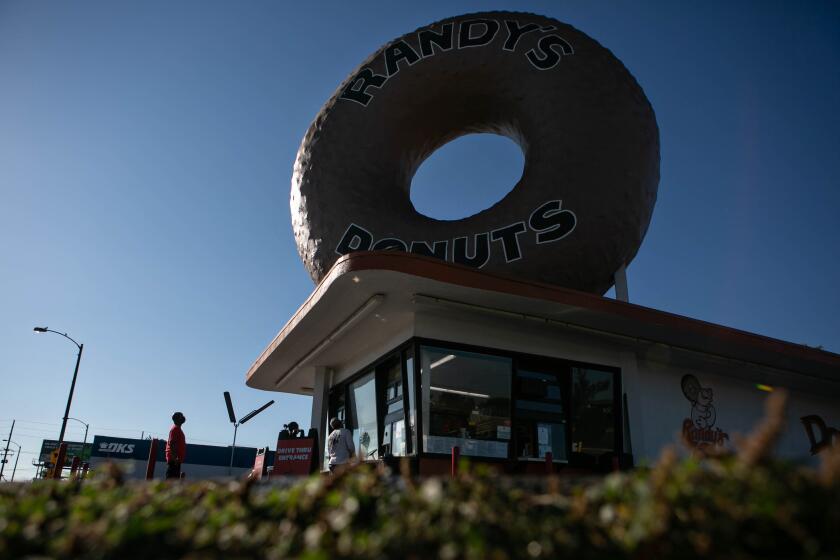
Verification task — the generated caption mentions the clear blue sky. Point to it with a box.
[1,1,838,481]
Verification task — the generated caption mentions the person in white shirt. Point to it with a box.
[327,418,355,472]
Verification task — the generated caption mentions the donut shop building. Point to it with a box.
[245,251,840,474]
[244,11,840,474]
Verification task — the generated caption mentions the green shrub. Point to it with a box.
[1,392,838,559]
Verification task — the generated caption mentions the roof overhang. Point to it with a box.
[246,252,840,394]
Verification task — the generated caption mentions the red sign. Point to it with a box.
[252,450,268,480]
[273,438,314,476]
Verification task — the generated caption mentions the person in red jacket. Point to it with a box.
[165,412,187,479]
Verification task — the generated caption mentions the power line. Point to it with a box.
[0,419,61,426]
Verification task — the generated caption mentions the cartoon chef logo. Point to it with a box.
[681,374,728,448]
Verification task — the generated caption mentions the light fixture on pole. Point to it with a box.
[223,391,274,475]
[33,327,84,445]
[2,440,21,482]
[67,417,90,448]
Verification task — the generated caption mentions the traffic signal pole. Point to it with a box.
[0,420,14,482]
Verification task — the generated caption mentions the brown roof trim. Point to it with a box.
[329,251,840,371]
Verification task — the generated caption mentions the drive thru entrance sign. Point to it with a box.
[273,438,315,476]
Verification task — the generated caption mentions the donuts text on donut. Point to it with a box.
[335,199,576,268]
[340,17,574,106]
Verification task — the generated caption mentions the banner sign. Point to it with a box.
[273,438,314,476]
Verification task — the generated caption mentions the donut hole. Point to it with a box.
[409,133,525,221]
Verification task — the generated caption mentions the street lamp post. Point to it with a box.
[223,392,274,475]
[67,417,90,467]
[67,417,90,447]
[33,327,84,445]
[2,441,21,482]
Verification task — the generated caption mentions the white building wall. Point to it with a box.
[632,357,839,466]
[320,304,839,467]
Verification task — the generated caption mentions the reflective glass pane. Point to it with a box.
[516,370,562,400]
[349,372,379,460]
[383,359,402,403]
[421,346,511,458]
[571,368,615,455]
[406,353,416,455]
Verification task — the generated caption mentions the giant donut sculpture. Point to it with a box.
[291,11,659,295]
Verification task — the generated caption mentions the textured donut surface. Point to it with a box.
[292,11,659,294]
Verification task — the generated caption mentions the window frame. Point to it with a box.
[325,337,623,468]
[326,340,415,463]
[376,352,405,457]
[414,337,622,465]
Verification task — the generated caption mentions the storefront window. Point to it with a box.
[513,368,568,461]
[325,342,618,469]
[349,371,379,460]
[571,368,615,456]
[380,357,406,456]
[421,346,511,458]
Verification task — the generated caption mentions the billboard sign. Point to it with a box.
[38,440,91,465]
[91,435,152,461]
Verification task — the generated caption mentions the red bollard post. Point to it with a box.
[146,438,159,480]
[53,443,68,480]
[451,446,460,478]
[545,451,553,474]
[81,462,90,479]
[70,455,81,478]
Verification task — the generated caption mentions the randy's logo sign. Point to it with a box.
[341,17,573,106]
[335,199,576,267]
[680,374,729,449]
[98,442,136,454]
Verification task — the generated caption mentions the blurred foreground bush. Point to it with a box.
[1,392,838,559]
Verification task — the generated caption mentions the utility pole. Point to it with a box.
[7,442,21,482]
[0,420,14,482]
